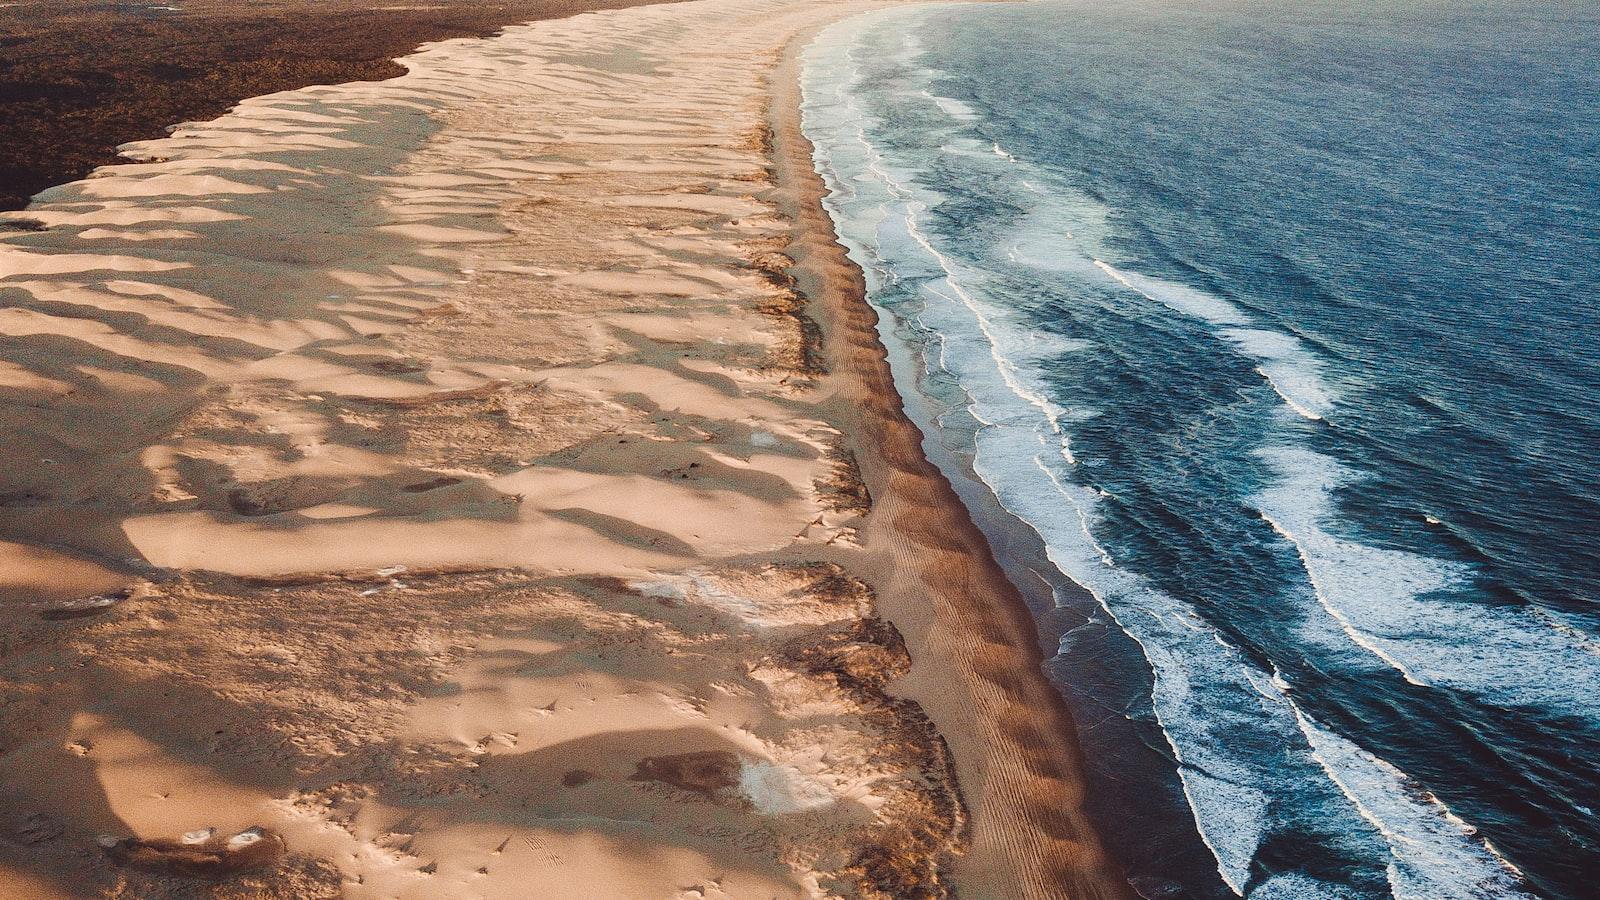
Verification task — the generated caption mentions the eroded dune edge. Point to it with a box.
[0,0,1125,897]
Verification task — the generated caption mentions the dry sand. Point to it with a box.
[0,0,682,211]
[0,0,1130,897]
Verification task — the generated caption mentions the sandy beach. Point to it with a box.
[0,0,679,211]
[0,0,1128,896]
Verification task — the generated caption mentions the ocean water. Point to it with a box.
[800,2,1600,897]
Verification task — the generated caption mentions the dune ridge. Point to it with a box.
[0,0,1127,897]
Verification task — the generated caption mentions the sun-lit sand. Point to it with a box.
[0,0,1126,897]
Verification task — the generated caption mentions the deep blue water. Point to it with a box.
[801,1,1600,897]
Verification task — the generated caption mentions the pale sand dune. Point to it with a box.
[0,0,1128,897]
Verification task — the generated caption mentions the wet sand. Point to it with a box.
[0,0,1129,896]
[769,25,1132,900]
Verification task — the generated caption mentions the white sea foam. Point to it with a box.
[1222,328,1335,421]
[803,13,1074,443]
[924,90,981,122]
[1248,872,1371,900]
[800,10,1544,895]
[1096,262,1335,419]
[1293,705,1531,899]
[806,24,1356,888]
[1256,444,1600,720]
[1004,194,1113,275]
[1095,260,1252,326]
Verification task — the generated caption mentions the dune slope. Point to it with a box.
[0,1,1126,897]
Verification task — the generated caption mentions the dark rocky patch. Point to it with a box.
[403,476,463,493]
[629,750,740,797]
[40,587,132,621]
[104,826,284,878]
[0,0,676,211]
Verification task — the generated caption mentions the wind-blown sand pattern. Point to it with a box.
[0,0,1126,897]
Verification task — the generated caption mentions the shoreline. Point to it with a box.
[770,20,1131,900]
[0,1,1129,896]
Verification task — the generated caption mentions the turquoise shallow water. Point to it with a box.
[801,1,1600,897]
